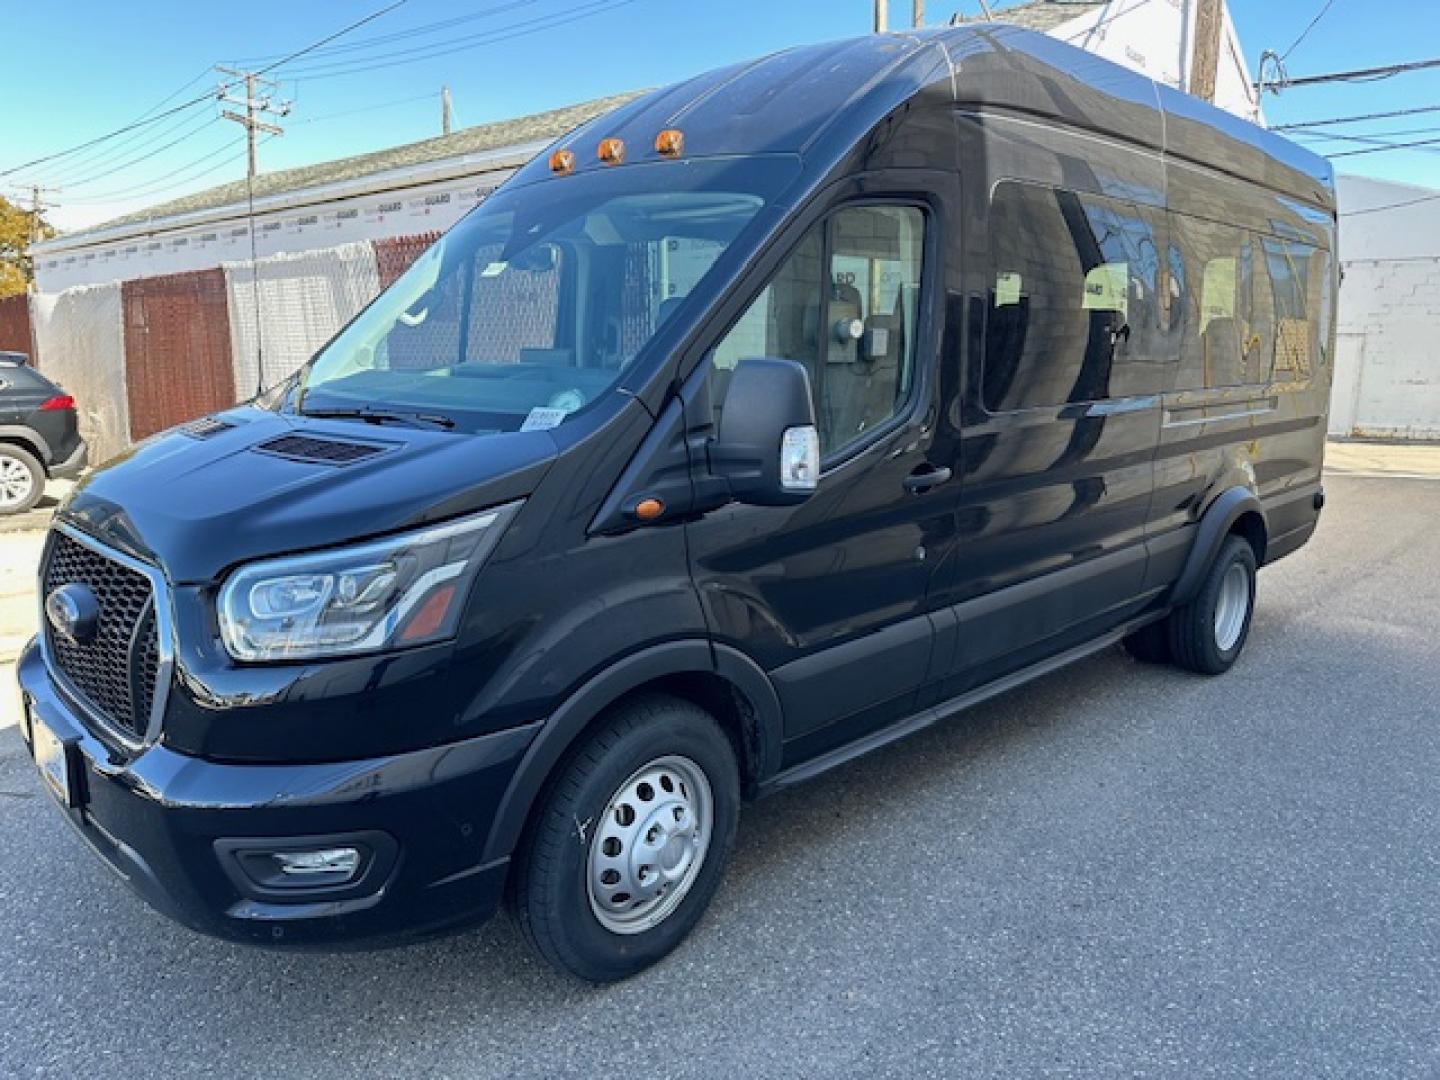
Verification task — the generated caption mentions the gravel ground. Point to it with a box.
[0,473,1437,1078]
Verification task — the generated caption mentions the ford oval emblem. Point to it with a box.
[45,583,99,645]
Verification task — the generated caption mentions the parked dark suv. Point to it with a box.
[0,353,87,514]
[15,26,1335,982]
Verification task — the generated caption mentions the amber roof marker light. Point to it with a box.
[548,148,575,176]
[655,129,685,158]
[597,137,626,166]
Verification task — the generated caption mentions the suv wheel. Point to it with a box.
[513,694,740,983]
[1167,534,1258,675]
[0,445,43,515]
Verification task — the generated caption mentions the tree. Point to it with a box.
[0,196,55,298]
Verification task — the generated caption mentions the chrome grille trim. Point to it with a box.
[37,523,175,751]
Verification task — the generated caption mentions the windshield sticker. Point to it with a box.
[520,407,570,432]
[480,261,508,277]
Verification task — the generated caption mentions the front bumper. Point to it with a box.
[48,439,88,479]
[14,639,537,948]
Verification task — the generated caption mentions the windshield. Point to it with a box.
[297,160,793,433]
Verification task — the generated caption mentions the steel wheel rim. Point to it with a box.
[0,457,33,508]
[1213,561,1251,653]
[587,754,714,935]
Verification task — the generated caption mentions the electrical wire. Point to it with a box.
[1273,103,1440,131]
[0,2,408,179]
[61,139,255,204]
[290,91,439,126]
[225,0,544,66]
[59,116,227,189]
[1327,135,1440,159]
[1345,191,1440,216]
[1280,0,1338,61]
[279,0,635,80]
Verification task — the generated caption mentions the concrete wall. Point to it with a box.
[1332,176,1440,440]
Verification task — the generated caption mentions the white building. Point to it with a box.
[1332,175,1440,440]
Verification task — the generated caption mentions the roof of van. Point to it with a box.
[523,25,1333,211]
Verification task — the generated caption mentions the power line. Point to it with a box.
[1273,103,1440,131]
[1261,55,1440,93]
[60,141,248,204]
[1327,134,1440,159]
[1293,123,1440,146]
[279,0,635,80]
[1280,0,1338,61]
[1345,191,1440,217]
[62,117,226,189]
[0,1,407,180]
[226,0,542,66]
[290,91,438,126]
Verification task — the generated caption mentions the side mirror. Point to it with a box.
[712,358,820,506]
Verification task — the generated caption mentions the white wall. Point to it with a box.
[33,161,525,294]
[1331,176,1440,439]
[1050,0,1262,123]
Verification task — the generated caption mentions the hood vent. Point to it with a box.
[180,416,234,439]
[254,433,389,466]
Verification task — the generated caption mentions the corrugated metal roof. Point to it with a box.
[953,0,1103,32]
[80,91,644,238]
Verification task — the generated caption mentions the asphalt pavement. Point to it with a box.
[1,473,1436,1078]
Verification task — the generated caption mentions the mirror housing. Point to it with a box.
[711,358,820,506]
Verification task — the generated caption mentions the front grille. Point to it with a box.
[253,434,387,465]
[42,531,162,741]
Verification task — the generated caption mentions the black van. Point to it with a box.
[15,26,1335,982]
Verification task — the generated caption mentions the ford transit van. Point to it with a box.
[16,26,1336,982]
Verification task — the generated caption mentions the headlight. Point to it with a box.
[217,501,522,661]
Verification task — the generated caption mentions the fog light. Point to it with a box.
[272,847,361,880]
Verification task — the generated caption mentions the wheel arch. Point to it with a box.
[0,426,50,468]
[481,639,783,864]
[1170,487,1268,606]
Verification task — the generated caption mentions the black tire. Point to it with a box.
[512,693,740,983]
[1167,535,1258,676]
[1122,620,1172,664]
[0,444,44,515]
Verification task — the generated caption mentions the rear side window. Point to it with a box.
[983,182,1165,412]
[711,204,925,456]
[0,363,54,393]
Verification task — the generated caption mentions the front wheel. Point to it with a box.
[512,694,740,982]
[1167,534,1258,675]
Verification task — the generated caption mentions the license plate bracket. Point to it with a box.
[30,716,80,810]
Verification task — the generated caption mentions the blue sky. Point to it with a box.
[4,0,1439,231]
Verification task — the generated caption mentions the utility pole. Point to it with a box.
[442,86,453,136]
[215,66,290,397]
[24,185,60,246]
[216,66,289,179]
[874,0,887,33]
[1190,0,1223,103]
[912,0,923,27]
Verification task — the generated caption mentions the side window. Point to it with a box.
[711,205,925,456]
[984,182,1163,412]
[1264,236,1317,380]
[1175,214,1249,389]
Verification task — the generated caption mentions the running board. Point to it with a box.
[756,614,1162,796]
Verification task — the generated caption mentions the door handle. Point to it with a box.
[903,465,952,494]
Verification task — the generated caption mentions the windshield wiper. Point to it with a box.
[301,406,456,430]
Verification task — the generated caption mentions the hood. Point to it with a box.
[59,407,557,583]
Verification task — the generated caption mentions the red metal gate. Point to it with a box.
[0,294,33,360]
[122,270,236,440]
[374,232,442,288]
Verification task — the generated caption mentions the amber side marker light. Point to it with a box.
[655,129,685,157]
[548,148,575,175]
[633,497,664,521]
[598,137,626,166]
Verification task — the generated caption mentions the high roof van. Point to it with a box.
[16,25,1335,982]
